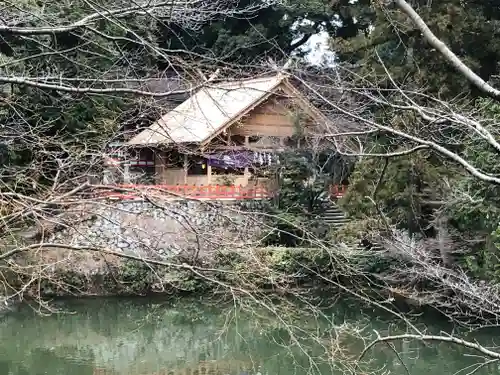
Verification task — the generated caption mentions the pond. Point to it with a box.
[0,297,498,375]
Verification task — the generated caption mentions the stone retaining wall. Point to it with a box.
[49,199,264,259]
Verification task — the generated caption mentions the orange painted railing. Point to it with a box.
[96,184,348,201]
[98,184,270,200]
[329,184,347,198]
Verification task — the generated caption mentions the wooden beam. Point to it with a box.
[199,80,284,147]
[207,164,212,184]
[183,153,188,184]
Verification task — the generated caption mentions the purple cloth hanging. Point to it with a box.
[205,150,276,169]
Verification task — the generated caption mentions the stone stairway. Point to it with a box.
[317,200,386,251]
[320,201,350,228]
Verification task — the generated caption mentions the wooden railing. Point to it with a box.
[98,184,270,200]
[330,184,347,198]
[96,184,347,201]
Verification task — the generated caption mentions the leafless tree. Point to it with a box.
[5,0,500,373]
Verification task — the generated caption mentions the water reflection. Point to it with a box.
[0,297,496,375]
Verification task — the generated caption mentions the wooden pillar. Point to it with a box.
[123,163,130,184]
[244,166,250,186]
[207,163,212,185]
[183,153,188,184]
[154,150,165,184]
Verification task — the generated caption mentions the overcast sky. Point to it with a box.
[302,31,336,65]
[290,18,337,66]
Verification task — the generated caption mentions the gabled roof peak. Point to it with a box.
[127,73,329,147]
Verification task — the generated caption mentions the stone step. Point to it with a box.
[322,211,346,215]
[323,214,347,219]
[323,212,347,216]
[322,220,349,226]
[323,212,346,217]
[322,216,348,221]
[317,203,349,228]
[323,207,344,212]
[323,208,345,212]
[322,216,348,220]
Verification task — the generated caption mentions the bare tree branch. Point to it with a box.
[294,74,500,185]
[0,75,214,97]
[394,0,500,100]
[361,333,500,361]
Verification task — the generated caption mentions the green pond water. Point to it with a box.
[0,297,499,375]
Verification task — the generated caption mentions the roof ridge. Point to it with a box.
[211,73,284,88]
[127,73,315,147]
